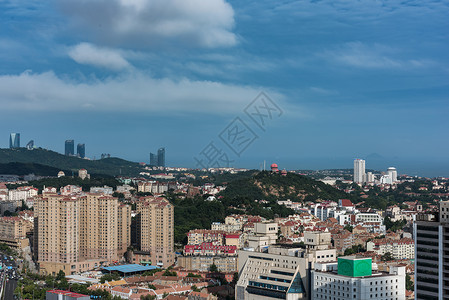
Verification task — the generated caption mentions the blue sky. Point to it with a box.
[0,0,448,176]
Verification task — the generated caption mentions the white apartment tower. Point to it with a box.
[387,167,398,182]
[353,159,366,184]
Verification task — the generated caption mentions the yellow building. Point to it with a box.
[118,203,131,257]
[136,196,174,267]
[0,216,32,249]
[34,193,131,275]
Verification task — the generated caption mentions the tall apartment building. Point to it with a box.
[135,196,174,267]
[78,194,119,262]
[117,204,131,257]
[34,194,80,274]
[353,159,365,184]
[34,193,131,275]
[414,200,449,300]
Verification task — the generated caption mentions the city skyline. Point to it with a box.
[0,1,447,177]
[0,134,446,177]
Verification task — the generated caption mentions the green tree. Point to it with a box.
[112,192,125,199]
[191,285,201,292]
[344,244,365,256]
[100,272,121,283]
[56,278,69,290]
[406,274,414,291]
[381,252,394,261]
[45,275,56,288]
[142,269,159,276]
[56,270,66,281]
[162,269,177,276]
[232,272,239,284]
[343,224,353,233]
[210,264,219,273]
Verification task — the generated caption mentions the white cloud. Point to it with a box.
[324,42,434,69]
[0,70,283,114]
[58,0,236,49]
[68,43,131,70]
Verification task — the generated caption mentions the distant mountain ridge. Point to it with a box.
[0,148,144,176]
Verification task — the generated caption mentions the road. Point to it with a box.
[1,254,18,300]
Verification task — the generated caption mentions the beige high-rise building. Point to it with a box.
[0,216,33,249]
[136,196,174,267]
[34,194,80,274]
[34,193,131,275]
[79,194,120,262]
[118,203,131,256]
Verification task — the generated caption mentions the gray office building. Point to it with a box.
[157,147,165,167]
[9,133,20,148]
[77,143,85,158]
[65,139,74,156]
[414,200,449,300]
[150,153,158,166]
[149,147,166,167]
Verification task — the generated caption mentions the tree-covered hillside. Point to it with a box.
[172,171,349,244]
[0,162,68,176]
[219,171,348,203]
[0,148,144,176]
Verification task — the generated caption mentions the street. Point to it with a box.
[1,254,18,300]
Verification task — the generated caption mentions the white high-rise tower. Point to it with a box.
[387,167,398,182]
[353,159,366,183]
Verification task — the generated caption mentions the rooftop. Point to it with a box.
[102,264,159,274]
[47,290,88,298]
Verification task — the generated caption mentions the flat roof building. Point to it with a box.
[311,257,406,300]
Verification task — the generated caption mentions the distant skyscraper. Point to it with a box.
[77,143,85,158]
[9,133,20,149]
[157,147,165,167]
[353,159,365,183]
[150,153,158,166]
[65,140,74,156]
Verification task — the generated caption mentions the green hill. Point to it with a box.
[0,148,144,176]
[219,170,348,204]
[172,171,349,243]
